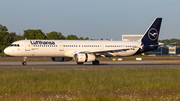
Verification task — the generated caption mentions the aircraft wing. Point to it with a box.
[78,47,133,54]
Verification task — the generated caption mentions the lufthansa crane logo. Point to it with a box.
[148,28,158,41]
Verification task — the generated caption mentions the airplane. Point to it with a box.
[4,18,163,65]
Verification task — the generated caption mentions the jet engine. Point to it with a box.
[51,57,73,62]
[74,53,96,63]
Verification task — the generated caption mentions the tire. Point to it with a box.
[77,62,84,65]
[92,60,99,65]
[22,62,26,65]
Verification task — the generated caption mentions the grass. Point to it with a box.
[0,67,180,100]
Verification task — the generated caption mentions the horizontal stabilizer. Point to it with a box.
[150,42,164,47]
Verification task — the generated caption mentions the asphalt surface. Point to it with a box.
[0,60,180,69]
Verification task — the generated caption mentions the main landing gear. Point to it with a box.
[76,60,100,65]
[77,62,84,65]
[22,57,27,65]
[92,60,99,65]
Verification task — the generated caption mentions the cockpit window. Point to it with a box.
[10,44,20,47]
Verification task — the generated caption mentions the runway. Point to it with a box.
[0,60,180,69]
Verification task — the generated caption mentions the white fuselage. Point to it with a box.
[4,40,141,57]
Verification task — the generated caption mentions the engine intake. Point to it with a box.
[74,53,96,62]
[51,57,72,62]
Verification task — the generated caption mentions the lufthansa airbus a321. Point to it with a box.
[4,18,163,65]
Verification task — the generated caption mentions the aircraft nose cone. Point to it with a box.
[4,48,10,55]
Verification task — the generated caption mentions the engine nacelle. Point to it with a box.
[51,57,73,62]
[74,53,96,62]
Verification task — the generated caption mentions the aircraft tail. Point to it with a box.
[139,18,162,44]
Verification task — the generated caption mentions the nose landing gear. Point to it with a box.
[22,57,27,65]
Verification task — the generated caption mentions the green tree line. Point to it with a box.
[158,39,180,46]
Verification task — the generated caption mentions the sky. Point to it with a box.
[0,0,180,40]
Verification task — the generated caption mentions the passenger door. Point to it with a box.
[59,42,64,51]
[25,41,30,51]
[99,43,104,49]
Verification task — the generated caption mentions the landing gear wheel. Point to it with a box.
[92,60,99,65]
[22,57,27,65]
[22,61,27,65]
[77,62,84,65]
